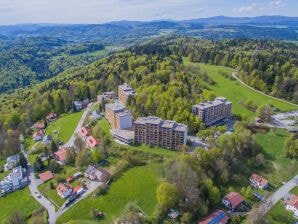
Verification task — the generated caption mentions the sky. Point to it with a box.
[0,0,297,25]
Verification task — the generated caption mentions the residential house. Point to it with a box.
[54,147,68,164]
[43,135,52,145]
[56,183,73,198]
[84,165,110,183]
[79,127,91,140]
[4,154,19,170]
[38,171,54,182]
[250,173,268,189]
[46,112,58,122]
[32,130,44,141]
[73,101,83,111]
[284,195,298,217]
[199,210,229,224]
[222,192,244,211]
[34,122,45,130]
[72,185,84,196]
[86,136,100,149]
[73,172,81,179]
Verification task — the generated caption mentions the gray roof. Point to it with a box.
[134,116,163,125]
[6,155,19,164]
[119,83,136,96]
[105,101,125,112]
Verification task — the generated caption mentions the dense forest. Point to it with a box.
[0,36,297,158]
[0,37,106,93]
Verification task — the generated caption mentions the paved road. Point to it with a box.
[258,174,298,216]
[232,72,298,107]
[64,103,94,147]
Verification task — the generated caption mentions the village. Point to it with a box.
[1,82,298,224]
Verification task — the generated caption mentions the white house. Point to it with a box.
[250,173,268,189]
[56,183,73,199]
[284,195,298,217]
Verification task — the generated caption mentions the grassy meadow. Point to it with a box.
[57,162,163,224]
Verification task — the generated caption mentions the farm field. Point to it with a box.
[57,162,163,224]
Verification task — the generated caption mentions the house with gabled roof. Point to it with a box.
[86,136,100,149]
[32,130,44,141]
[34,122,45,130]
[38,171,54,182]
[56,183,73,198]
[79,126,91,140]
[284,195,298,217]
[84,165,110,183]
[222,192,244,211]
[250,173,268,189]
[46,112,58,122]
[54,147,68,164]
[199,209,229,224]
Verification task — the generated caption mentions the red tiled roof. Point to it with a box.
[86,136,100,148]
[284,195,298,210]
[46,112,58,121]
[54,147,68,162]
[250,173,268,187]
[38,171,54,182]
[56,183,72,195]
[34,122,45,130]
[32,130,44,138]
[199,210,229,224]
[72,185,83,194]
[79,127,91,138]
[224,192,244,209]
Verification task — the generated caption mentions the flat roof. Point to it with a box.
[105,101,125,112]
[134,116,163,125]
[111,129,135,140]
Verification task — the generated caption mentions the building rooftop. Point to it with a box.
[174,123,188,132]
[118,83,136,96]
[199,209,229,224]
[38,171,54,182]
[105,101,125,112]
[6,154,19,164]
[134,116,163,125]
[223,192,244,209]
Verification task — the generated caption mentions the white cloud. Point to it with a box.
[233,3,257,14]
[233,0,286,14]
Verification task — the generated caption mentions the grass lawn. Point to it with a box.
[183,58,298,119]
[255,128,295,186]
[267,201,296,224]
[28,153,40,165]
[290,186,298,195]
[46,111,83,143]
[57,162,163,224]
[0,187,41,223]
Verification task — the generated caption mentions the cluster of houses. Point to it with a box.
[0,155,28,195]
[32,112,58,142]
[79,126,100,150]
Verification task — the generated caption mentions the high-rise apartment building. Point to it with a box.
[105,101,132,129]
[118,83,136,105]
[192,97,232,126]
[133,116,188,150]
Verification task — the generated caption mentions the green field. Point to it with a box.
[267,201,296,224]
[0,187,41,223]
[255,129,295,186]
[183,58,298,119]
[57,162,163,224]
[46,111,83,143]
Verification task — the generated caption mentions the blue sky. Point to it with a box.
[0,0,297,25]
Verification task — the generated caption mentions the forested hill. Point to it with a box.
[0,36,297,156]
[0,37,106,93]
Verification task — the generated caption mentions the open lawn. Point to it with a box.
[0,187,41,223]
[183,58,298,119]
[255,129,295,186]
[46,111,83,143]
[290,186,298,195]
[57,162,163,224]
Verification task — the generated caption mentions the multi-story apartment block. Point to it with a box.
[105,101,132,129]
[118,83,136,105]
[192,97,232,126]
[133,116,187,150]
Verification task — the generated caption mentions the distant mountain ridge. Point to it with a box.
[0,15,297,42]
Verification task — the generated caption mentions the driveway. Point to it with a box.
[64,102,94,148]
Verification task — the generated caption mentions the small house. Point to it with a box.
[34,122,45,130]
[46,112,58,122]
[250,173,268,189]
[199,210,229,224]
[86,136,100,149]
[4,154,20,170]
[73,101,83,111]
[284,195,298,217]
[72,185,84,196]
[84,165,110,183]
[56,183,73,199]
[38,171,54,182]
[32,130,44,141]
[54,147,68,164]
[222,192,244,211]
[79,127,91,140]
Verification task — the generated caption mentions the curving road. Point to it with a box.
[22,103,98,223]
[232,72,298,107]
